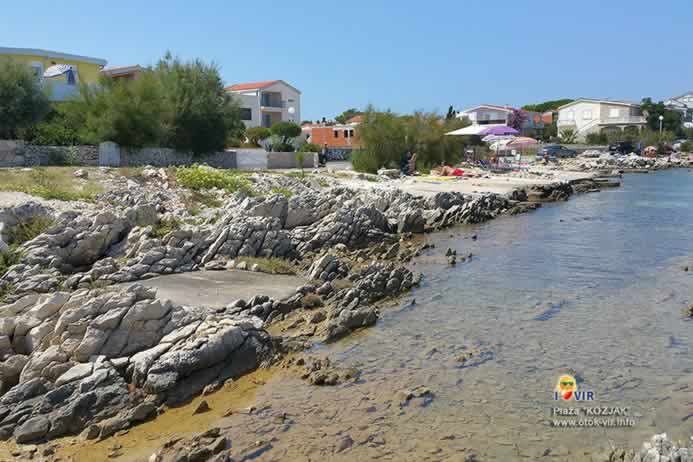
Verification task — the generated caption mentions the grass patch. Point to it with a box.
[1,215,54,278]
[175,164,254,195]
[0,282,17,304]
[235,256,296,275]
[151,216,182,239]
[5,216,54,246]
[0,167,102,202]
[183,190,222,216]
[270,187,293,198]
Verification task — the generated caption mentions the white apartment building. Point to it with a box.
[225,80,301,129]
[557,98,646,141]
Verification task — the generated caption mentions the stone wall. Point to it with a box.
[0,141,98,167]
[267,152,318,169]
[119,146,236,169]
[0,141,316,170]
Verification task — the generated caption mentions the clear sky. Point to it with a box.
[3,0,691,120]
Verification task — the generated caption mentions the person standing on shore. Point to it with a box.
[408,152,418,175]
[319,143,328,167]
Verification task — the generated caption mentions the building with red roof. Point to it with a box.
[225,80,301,128]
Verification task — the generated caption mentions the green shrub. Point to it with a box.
[151,216,182,239]
[245,127,271,146]
[1,215,53,280]
[270,187,293,198]
[5,216,54,246]
[585,133,608,145]
[300,142,320,152]
[175,164,254,195]
[0,60,51,139]
[680,140,692,152]
[351,150,382,174]
[559,128,577,144]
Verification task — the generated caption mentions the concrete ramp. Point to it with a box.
[121,270,305,308]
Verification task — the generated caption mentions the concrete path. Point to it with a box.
[121,270,305,308]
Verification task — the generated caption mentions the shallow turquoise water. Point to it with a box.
[253,169,693,460]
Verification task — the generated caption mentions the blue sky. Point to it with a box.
[3,0,692,120]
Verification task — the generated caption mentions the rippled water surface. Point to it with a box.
[50,170,693,461]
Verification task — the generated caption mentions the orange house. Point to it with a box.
[310,124,360,149]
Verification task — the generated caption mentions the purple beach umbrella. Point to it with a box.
[478,125,519,136]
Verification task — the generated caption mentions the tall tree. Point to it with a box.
[522,99,574,113]
[335,108,361,124]
[0,60,51,138]
[445,105,457,120]
[640,97,682,132]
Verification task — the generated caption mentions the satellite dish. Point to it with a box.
[43,64,73,78]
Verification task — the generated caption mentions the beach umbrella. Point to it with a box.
[478,125,519,136]
[482,134,516,143]
[506,137,538,147]
[43,64,73,78]
[489,139,512,151]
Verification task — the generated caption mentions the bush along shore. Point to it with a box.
[0,166,604,446]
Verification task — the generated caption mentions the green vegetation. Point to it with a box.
[558,128,577,144]
[5,216,54,246]
[0,60,51,139]
[335,108,362,124]
[295,151,305,177]
[151,216,182,239]
[681,140,692,152]
[0,168,102,201]
[244,127,271,146]
[175,164,254,195]
[270,187,293,198]
[640,97,682,133]
[300,142,320,152]
[353,106,470,173]
[234,256,296,274]
[183,190,222,215]
[522,99,574,113]
[16,53,244,153]
[1,215,53,282]
[586,133,609,145]
[267,121,302,152]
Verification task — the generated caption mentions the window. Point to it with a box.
[29,62,43,81]
[344,129,349,138]
[66,69,76,85]
[333,130,339,138]
[349,129,354,137]
[583,110,592,120]
[562,110,574,121]
[240,108,252,121]
[609,108,620,118]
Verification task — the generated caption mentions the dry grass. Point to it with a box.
[0,167,102,202]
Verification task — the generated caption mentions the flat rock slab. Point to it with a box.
[119,270,305,308]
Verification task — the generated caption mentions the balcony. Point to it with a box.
[599,116,647,125]
[260,91,283,111]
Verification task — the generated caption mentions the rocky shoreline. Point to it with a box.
[0,166,626,455]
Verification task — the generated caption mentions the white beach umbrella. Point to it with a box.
[43,64,73,78]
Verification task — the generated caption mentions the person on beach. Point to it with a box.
[408,152,418,175]
[319,143,328,166]
[400,151,412,176]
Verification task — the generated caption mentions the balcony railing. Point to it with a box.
[260,100,283,108]
[599,116,646,125]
